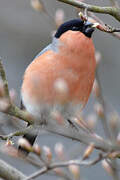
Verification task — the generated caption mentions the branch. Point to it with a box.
[0,59,33,123]
[58,0,120,22]
[109,0,119,8]
[22,155,73,180]
[0,158,26,180]
[0,125,33,140]
[25,154,105,180]
[40,122,120,152]
[7,105,34,124]
[0,59,115,153]
[0,59,120,154]
[0,59,10,98]
[0,112,120,153]
[1,118,120,153]
[87,12,120,40]
[0,59,34,124]
[95,59,119,179]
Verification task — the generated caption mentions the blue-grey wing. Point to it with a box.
[34,38,59,60]
[34,44,52,60]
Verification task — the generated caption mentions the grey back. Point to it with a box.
[34,37,60,60]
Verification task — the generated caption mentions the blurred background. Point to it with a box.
[0,0,120,179]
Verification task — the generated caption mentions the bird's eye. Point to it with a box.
[72,26,80,31]
[72,26,77,30]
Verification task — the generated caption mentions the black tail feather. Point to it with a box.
[18,100,38,155]
[18,128,37,155]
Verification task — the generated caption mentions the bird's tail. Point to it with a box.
[18,100,38,155]
[18,124,38,155]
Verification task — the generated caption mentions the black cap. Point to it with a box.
[55,19,95,38]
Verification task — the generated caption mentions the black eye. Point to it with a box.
[84,27,95,38]
[72,26,79,31]
[72,26,76,30]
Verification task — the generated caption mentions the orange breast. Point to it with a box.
[22,31,96,108]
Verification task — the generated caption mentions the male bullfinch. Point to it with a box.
[19,18,96,154]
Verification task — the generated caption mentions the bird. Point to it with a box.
[18,18,96,155]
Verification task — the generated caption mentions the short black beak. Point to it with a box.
[83,21,95,38]
[85,21,94,27]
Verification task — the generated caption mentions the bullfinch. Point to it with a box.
[19,18,96,154]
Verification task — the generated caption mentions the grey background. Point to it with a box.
[0,0,120,179]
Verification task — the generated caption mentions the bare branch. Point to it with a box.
[94,52,119,179]
[58,0,120,22]
[41,122,120,152]
[0,125,33,140]
[0,116,120,153]
[0,158,26,180]
[109,0,119,8]
[0,59,10,98]
[25,154,106,180]
[7,105,34,124]
[88,12,120,40]
[0,59,34,124]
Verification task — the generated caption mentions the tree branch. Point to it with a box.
[0,125,33,140]
[0,59,10,98]
[39,122,120,152]
[7,105,34,124]
[0,159,26,180]
[58,0,120,22]
[109,0,119,8]
[87,12,120,40]
[0,58,119,154]
[0,59,34,124]
[25,154,106,180]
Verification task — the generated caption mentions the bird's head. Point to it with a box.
[55,18,95,38]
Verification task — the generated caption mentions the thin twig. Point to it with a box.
[23,155,73,180]
[58,0,120,22]
[0,125,34,140]
[0,158,26,180]
[40,122,120,152]
[0,118,120,152]
[25,154,106,180]
[7,105,34,124]
[0,59,10,98]
[109,0,119,8]
[88,12,120,40]
[95,59,119,179]
[0,59,34,124]
[95,70,111,139]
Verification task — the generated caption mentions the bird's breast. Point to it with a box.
[21,32,96,119]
